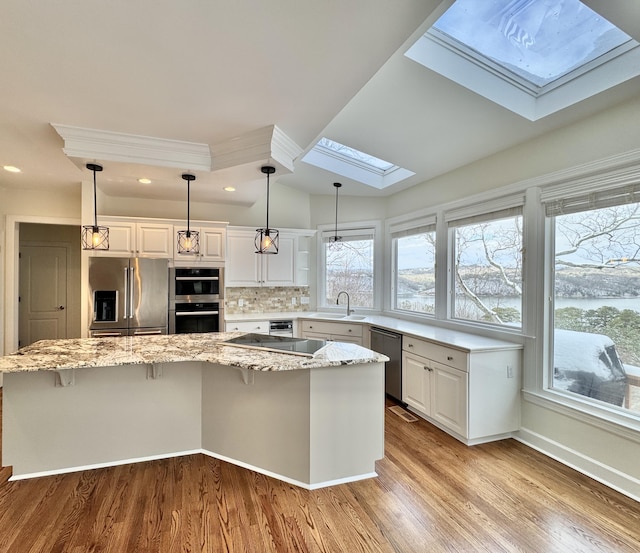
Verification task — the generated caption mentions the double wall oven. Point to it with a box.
[169,267,224,334]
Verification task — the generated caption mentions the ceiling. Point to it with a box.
[2,1,640,206]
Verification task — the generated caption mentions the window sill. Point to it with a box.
[522,389,640,444]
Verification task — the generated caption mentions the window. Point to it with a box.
[547,188,640,414]
[392,223,436,315]
[449,208,523,327]
[321,228,376,309]
[301,137,415,189]
[405,0,640,120]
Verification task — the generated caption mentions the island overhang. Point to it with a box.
[0,333,386,489]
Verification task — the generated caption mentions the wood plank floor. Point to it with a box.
[0,390,638,553]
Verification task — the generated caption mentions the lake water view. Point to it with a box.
[398,295,640,313]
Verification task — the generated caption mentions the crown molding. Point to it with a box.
[211,125,302,174]
[52,123,213,171]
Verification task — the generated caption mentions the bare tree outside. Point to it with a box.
[325,239,374,308]
[453,216,523,325]
[552,204,640,411]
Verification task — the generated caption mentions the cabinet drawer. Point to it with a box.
[226,320,269,333]
[403,336,467,372]
[300,320,363,338]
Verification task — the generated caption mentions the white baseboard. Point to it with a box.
[8,449,378,490]
[200,449,377,490]
[515,428,640,502]
[8,449,203,482]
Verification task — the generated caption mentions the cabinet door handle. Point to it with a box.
[447,356,453,361]
[348,329,352,332]
[408,343,414,348]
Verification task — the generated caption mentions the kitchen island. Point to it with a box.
[0,333,386,489]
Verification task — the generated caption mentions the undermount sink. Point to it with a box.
[306,313,367,321]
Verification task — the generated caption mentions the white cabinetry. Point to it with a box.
[226,228,302,287]
[300,320,364,346]
[172,225,226,265]
[92,217,226,262]
[98,220,173,258]
[225,320,269,334]
[402,334,520,445]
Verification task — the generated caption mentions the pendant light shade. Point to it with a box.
[82,163,109,250]
[177,173,200,254]
[255,165,279,254]
[329,182,342,243]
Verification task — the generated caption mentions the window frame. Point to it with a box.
[389,216,437,317]
[316,220,382,313]
[542,184,640,419]
[445,198,525,331]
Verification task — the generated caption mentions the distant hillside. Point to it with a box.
[398,266,640,298]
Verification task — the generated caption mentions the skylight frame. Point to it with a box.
[316,138,399,176]
[428,26,638,99]
[301,137,415,190]
[405,1,640,121]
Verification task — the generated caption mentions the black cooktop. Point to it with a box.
[222,333,327,357]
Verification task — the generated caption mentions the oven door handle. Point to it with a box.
[175,276,219,281]
[175,311,220,316]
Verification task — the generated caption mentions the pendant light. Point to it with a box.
[82,163,109,250]
[176,173,200,254]
[329,182,342,243]
[255,165,279,254]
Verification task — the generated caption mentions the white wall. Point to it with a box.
[2,187,80,219]
[386,95,640,218]
[99,182,312,229]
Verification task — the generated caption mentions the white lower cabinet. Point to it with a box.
[402,334,520,445]
[300,320,364,346]
[225,320,269,334]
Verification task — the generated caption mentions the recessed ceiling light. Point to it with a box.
[3,165,21,173]
[138,178,152,184]
[224,186,236,192]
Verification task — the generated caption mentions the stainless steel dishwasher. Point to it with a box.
[370,327,403,403]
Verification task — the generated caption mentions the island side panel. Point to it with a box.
[3,362,202,478]
[201,364,312,485]
[309,362,385,485]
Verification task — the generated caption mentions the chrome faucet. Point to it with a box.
[336,291,352,316]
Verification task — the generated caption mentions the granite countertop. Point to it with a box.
[225,312,523,352]
[0,332,387,374]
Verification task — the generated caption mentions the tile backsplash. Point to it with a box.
[225,287,310,314]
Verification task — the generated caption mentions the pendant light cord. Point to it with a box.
[333,182,342,241]
[334,184,339,238]
[265,170,270,230]
[92,167,98,228]
[187,180,191,234]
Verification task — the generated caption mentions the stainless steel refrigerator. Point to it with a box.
[88,257,169,336]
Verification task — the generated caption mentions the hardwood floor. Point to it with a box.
[0,389,638,553]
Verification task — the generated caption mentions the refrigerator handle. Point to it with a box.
[123,267,129,319]
[129,267,135,319]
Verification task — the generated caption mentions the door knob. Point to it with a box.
[58,306,65,310]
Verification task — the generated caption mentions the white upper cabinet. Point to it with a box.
[95,220,172,258]
[225,227,314,287]
[137,223,174,257]
[172,225,226,265]
[91,217,226,262]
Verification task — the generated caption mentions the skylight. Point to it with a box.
[301,137,415,189]
[405,0,640,120]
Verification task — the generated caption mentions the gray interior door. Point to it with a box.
[19,245,67,347]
